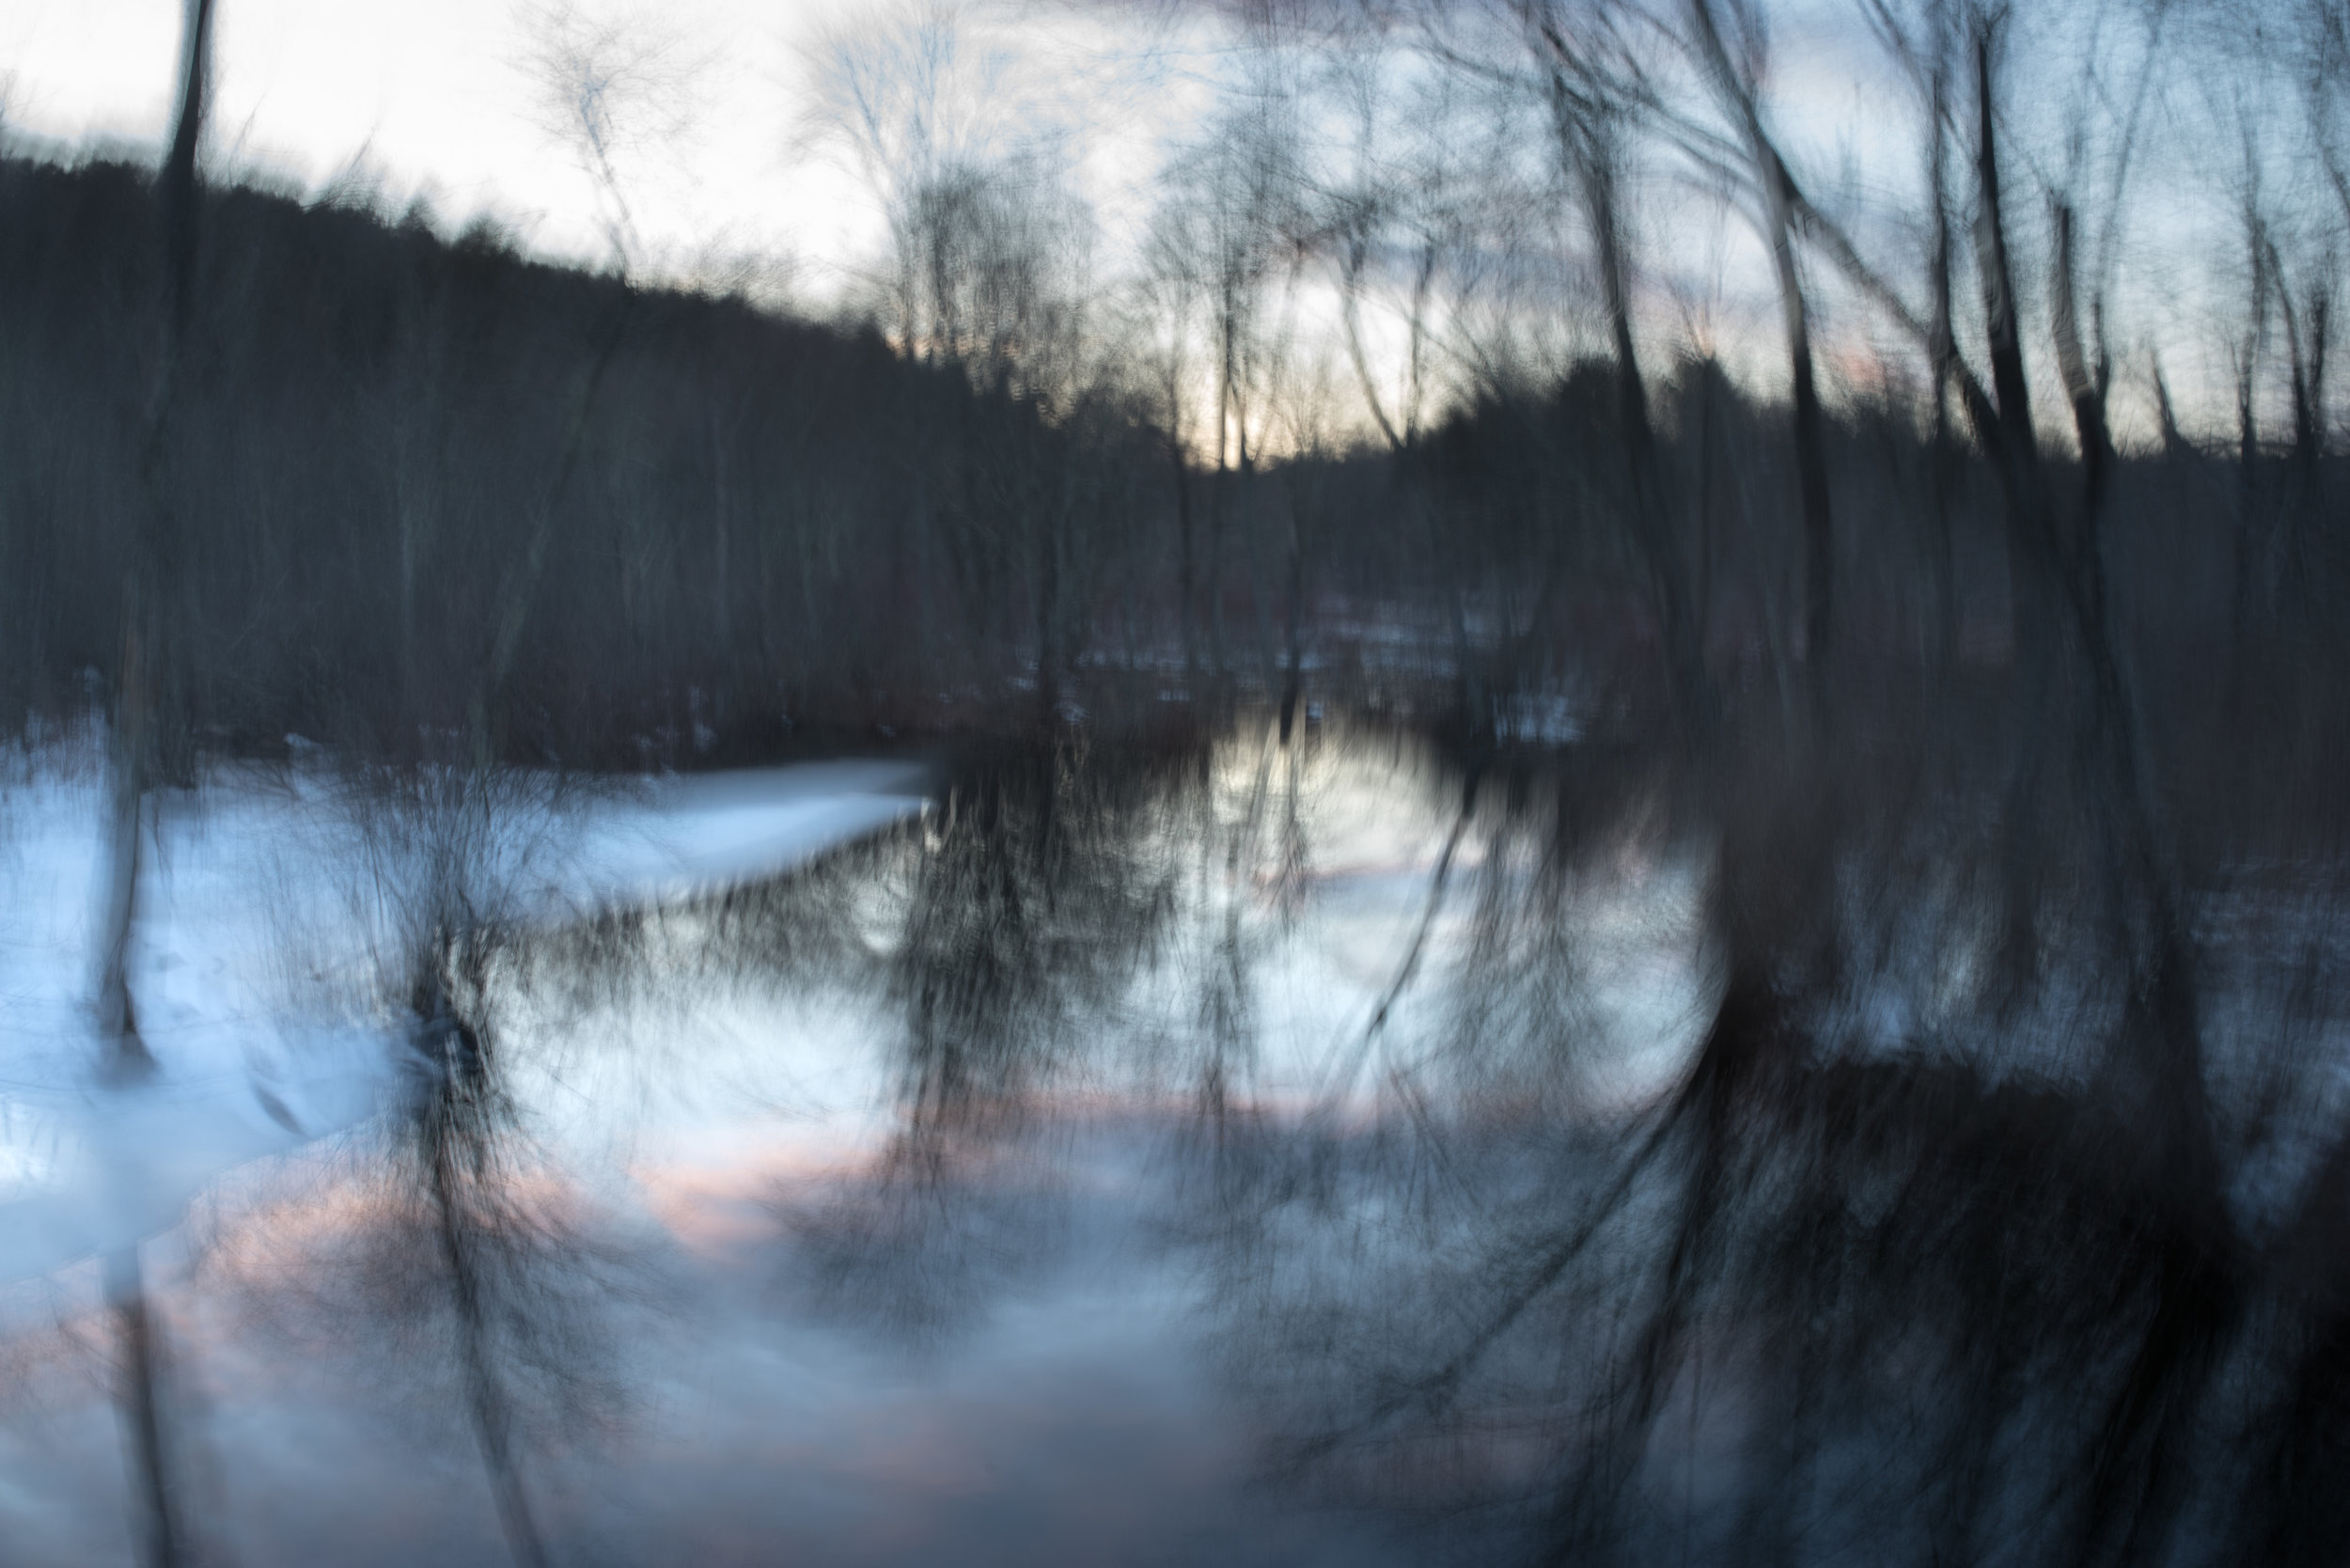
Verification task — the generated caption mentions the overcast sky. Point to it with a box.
[0,0,1200,298]
[0,0,2303,438]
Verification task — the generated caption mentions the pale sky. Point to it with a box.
[0,0,2294,440]
[0,0,1202,300]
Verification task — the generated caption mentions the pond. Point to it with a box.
[0,717,1718,1566]
[2,714,2340,1567]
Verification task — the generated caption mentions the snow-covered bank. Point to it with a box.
[0,741,930,1284]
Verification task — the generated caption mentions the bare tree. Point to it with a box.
[87,9,215,1562]
[1684,0,1838,729]
[473,1,708,764]
[1522,0,1716,743]
[1152,71,1312,698]
[518,0,710,274]
[1319,40,1493,724]
[1138,203,1208,682]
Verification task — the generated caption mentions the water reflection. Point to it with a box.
[891,738,1184,1128]
[4,716,2346,1564]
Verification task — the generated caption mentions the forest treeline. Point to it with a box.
[0,147,2341,813]
[0,152,1154,763]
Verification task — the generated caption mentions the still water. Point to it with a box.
[0,719,1716,1565]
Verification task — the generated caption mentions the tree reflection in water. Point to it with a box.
[791,732,1193,1346]
[237,766,643,1568]
[787,720,2350,1568]
[6,719,2347,1566]
[1179,735,2350,1568]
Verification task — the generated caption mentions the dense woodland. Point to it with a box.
[0,146,2341,810]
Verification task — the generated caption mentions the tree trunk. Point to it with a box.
[1544,69,1713,745]
[1688,0,1834,729]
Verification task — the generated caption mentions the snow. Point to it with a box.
[0,740,930,1285]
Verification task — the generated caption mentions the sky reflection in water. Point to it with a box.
[0,720,1712,1566]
